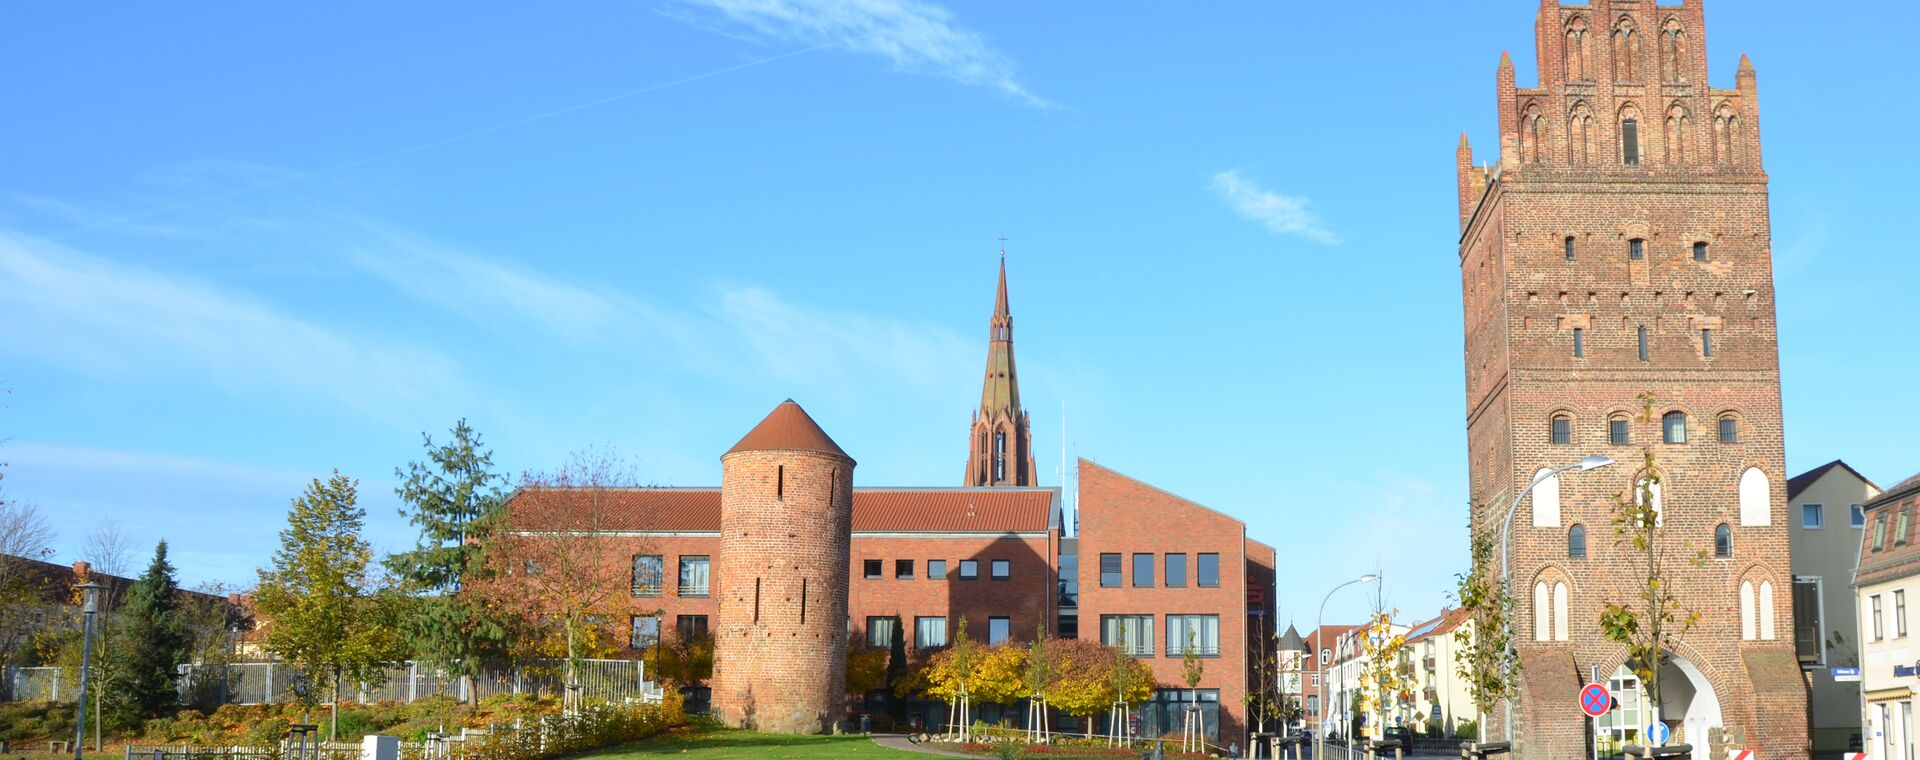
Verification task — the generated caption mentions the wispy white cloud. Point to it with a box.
[1208,169,1339,245]
[713,284,973,391]
[0,230,466,416]
[676,0,1048,107]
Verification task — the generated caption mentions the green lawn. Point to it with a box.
[582,726,932,759]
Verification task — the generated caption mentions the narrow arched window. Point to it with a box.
[1622,118,1641,166]
[1637,326,1649,362]
[1715,523,1733,558]
[1629,238,1645,260]
[1661,19,1688,83]
[1663,411,1688,443]
[994,431,1006,481]
[1759,580,1776,640]
[1565,236,1577,261]
[1610,416,1631,445]
[1739,580,1756,640]
[1719,416,1740,443]
[1569,524,1588,558]
[1551,415,1572,445]
[1613,19,1637,82]
[1534,582,1551,642]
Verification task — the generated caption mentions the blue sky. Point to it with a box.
[3,0,1917,628]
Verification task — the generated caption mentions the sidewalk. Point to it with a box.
[869,734,978,757]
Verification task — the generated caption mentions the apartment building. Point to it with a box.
[1857,471,1920,760]
[1789,459,1881,752]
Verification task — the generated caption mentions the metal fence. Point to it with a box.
[5,659,661,706]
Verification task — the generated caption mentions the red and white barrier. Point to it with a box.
[1726,751,1753,760]
[1843,753,1868,760]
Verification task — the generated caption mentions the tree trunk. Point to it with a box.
[331,667,341,741]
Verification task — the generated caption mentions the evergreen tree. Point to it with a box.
[385,420,507,705]
[113,541,191,720]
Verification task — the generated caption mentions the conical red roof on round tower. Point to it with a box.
[724,399,851,460]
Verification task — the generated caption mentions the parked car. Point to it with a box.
[1379,726,1412,752]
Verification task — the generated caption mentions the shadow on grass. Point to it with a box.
[579,725,929,758]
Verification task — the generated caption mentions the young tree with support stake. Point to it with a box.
[254,471,403,740]
[1181,629,1206,753]
[1598,396,1702,749]
[1454,509,1517,751]
[386,419,509,706]
[1023,622,1055,743]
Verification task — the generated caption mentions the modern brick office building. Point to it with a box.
[1456,0,1804,756]
[502,259,1275,740]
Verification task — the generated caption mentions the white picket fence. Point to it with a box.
[4,659,662,706]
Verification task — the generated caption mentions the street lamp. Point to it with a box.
[1316,573,1379,760]
[72,581,106,760]
[1497,454,1613,744]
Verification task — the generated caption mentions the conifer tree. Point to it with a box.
[386,420,507,705]
[113,541,191,720]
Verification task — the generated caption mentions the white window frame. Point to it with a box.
[1874,594,1886,641]
[1796,575,1827,666]
[1901,589,1910,639]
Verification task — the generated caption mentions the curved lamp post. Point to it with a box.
[1315,573,1379,760]
[1497,454,1613,744]
[72,581,106,760]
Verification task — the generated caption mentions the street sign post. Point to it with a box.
[1833,666,1863,683]
[1580,683,1611,718]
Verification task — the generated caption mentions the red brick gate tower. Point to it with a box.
[1457,0,1805,757]
[711,400,855,734]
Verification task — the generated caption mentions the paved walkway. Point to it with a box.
[869,734,977,757]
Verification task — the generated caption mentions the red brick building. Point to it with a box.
[1302,625,1361,736]
[502,259,1274,741]
[1457,1,1804,756]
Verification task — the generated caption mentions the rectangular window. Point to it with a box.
[1856,505,1868,529]
[1551,416,1571,445]
[1901,509,1912,546]
[1197,553,1221,588]
[1099,553,1122,587]
[1900,590,1909,638]
[1167,614,1221,657]
[1610,418,1630,445]
[1622,119,1641,165]
[1878,516,1890,551]
[1693,242,1709,261]
[988,616,1011,645]
[1792,579,1820,664]
[678,555,710,597]
[1565,236,1576,261]
[928,559,948,580]
[632,555,664,597]
[1638,326,1649,361]
[991,559,1011,580]
[1101,614,1155,657]
[867,616,898,649]
[1874,595,1886,640]
[1133,553,1154,587]
[959,559,979,580]
[1310,674,1320,687]
[1719,417,1738,443]
[1573,327,1585,358]
[630,615,660,649]
[1165,553,1188,588]
[915,616,948,648]
[1802,504,1824,529]
[863,559,884,579]
[676,614,709,641]
[1702,328,1714,358]
[896,559,914,580]
[1629,238,1644,260]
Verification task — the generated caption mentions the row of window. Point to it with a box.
[1532,466,1772,529]
[1872,590,1912,642]
[860,558,1010,581]
[630,613,708,648]
[1568,325,1721,361]
[632,554,709,597]
[1562,522,1738,559]
[1563,237,1711,263]
[1869,501,1920,553]
[864,614,1006,648]
[1099,613,1222,658]
[1550,410,1737,445]
[1800,503,1867,530]
[1096,552,1222,589]
[1530,577,1785,644]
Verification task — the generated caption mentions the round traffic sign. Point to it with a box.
[1644,721,1671,745]
[1579,683,1611,717]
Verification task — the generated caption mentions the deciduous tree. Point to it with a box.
[1454,514,1516,737]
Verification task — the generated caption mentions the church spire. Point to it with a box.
[966,251,1037,486]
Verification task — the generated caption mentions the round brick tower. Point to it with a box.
[712,399,854,734]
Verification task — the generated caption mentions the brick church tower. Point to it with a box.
[711,400,854,734]
[1457,1,1804,757]
[965,255,1038,486]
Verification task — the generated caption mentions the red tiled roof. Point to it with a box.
[506,487,1056,534]
[725,400,850,460]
